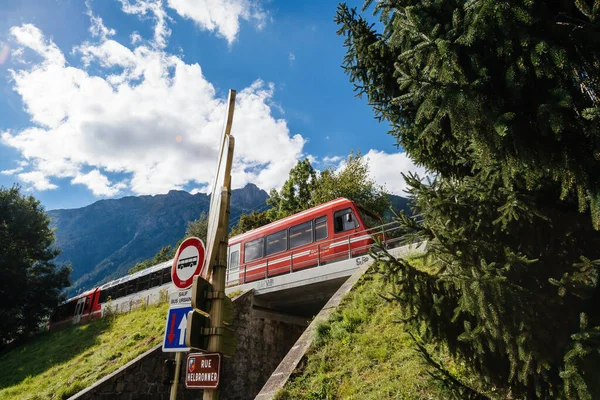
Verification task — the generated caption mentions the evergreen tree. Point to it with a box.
[0,186,71,344]
[336,1,600,398]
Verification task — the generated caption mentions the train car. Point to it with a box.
[225,197,382,285]
[49,197,384,329]
[49,259,173,330]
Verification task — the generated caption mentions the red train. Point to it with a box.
[49,197,382,329]
[225,197,382,285]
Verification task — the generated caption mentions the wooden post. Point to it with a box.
[202,89,236,400]
[170,352,182,400]
[204,187,231,400]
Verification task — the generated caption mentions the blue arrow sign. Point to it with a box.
[162,305,192,352]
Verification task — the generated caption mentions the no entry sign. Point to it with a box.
[185,353,222,389]
[171,237,205,289]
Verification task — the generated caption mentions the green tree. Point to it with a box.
[184,211,208,242]
[337,1,600,398]
[0,186,71,344]
[313,151,390,217]
[230,210,273,237]
[267,158,318,220]
[266,154,390,224]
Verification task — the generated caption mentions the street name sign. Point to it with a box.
[172,237,205,289]
[185,353,222,389]
[162,305,192,352]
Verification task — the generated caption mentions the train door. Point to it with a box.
[226,243,241,286]
[73,297,86,324]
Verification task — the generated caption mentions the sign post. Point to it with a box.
[200,89,237,400]
[166,237,205,400]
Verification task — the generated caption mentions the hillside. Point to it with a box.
[275,268,493,400]
[48,183,269,295]
[0,301,169,400]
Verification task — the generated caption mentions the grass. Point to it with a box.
[274,264,470,400]
[0,301,169,400]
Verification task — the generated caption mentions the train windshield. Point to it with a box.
[357,206,382,229]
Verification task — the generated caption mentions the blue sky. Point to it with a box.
[0,0,423,210]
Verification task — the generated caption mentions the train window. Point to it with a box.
[128,278,139,295]
[244,238,264,262]
[150,271,161,288]
[266,230,287,256]
[314,216,328,241]
[84,297,91,312]
[115,284,126,300]
[138,275,149,291]
[290,221,312,249]
[229,251,239,271]
[99,289,108,304]
[357,206,382,229]
[334,208,358,233]
[161,268,171,285]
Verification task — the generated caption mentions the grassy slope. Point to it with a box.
[0,301,169,400]
[275,269,480,400]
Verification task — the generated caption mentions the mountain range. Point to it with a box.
[48,184,410,295]
[48,183,269,296]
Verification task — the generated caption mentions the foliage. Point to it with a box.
[336,0,600,398]
[277,271,492,400]
[0,186,71,345]
[336,0,600,225]
[312,151,390,217]
[184,211,209,242]
[267,158,318,220]
[230,209,273,236]
[233,154,391,235]
[0,301,168,399]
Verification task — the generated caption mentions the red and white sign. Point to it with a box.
[171,237,205,289]
[185,352,221,389]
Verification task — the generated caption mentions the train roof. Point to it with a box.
[229,197,353,244]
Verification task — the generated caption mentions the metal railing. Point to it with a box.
[226,221,405,286]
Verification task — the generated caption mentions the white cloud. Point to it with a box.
[322,155,342,165]
[9,24,64,65]
[17,171,58,191]
[167,0,267,44]
[86,2,116,41]
[1,166,23,175]
[117,0,171,49]
[361,150,427,196]
[288,52,295,63]
[130,31,142,44]
[4,22,306,197]
[71,169,124,196]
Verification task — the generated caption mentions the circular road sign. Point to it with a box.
[172,237,205,289]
